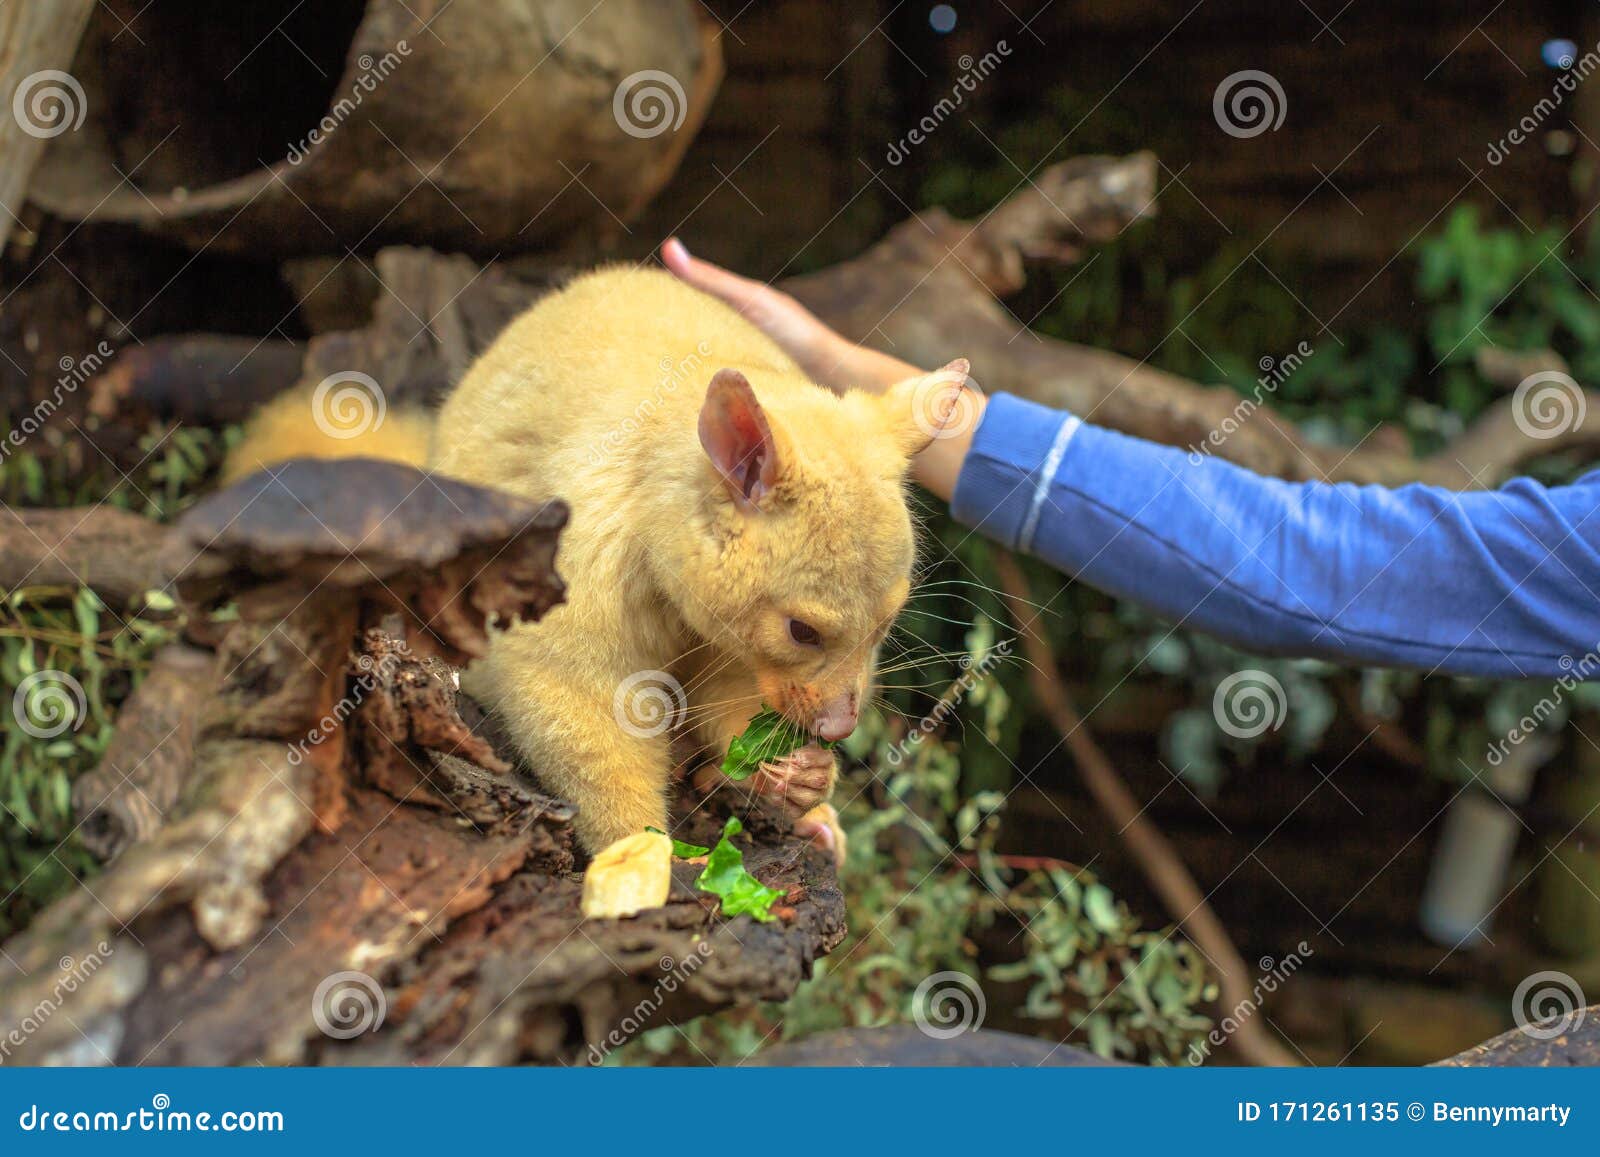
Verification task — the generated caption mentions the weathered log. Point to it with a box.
[1436,1005,1600,1066]
[0,458,844,1066]
[86,335,305,427]
[71,643,213,861]
[0,503,169,605]
[26,0,722,258]
[162,457,568,636]
[290,248,546,413]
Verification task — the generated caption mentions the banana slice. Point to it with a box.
[581,831,673,919]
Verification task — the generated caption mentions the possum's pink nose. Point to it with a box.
[813,692,859,741]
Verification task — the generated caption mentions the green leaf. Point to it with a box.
[720,708,821,781]
[1084,884,1122,934]
[140,589,177,612]
[695,816,784,922]
[646,826,710,858]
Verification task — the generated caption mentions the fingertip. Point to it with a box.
[661,236,689,273]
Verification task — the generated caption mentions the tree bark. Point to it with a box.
[0,504,169,606]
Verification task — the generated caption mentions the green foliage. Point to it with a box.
[0,586,179,936]
[0,423,229,936]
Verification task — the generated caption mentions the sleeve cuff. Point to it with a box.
[950,392,1082,551]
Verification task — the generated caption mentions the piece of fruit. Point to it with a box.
[580,831,672,919]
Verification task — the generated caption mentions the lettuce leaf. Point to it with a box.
[646,826,710,858]
[695,816,784,922]
[721,708,821,781]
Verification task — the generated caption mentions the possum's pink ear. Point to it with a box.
[881,359,974,456]
[699,368,780,510]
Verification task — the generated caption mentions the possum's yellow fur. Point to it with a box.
[224,393,433,483]
[229,267,940,853]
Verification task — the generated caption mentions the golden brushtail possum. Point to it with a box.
[229,267,964,861]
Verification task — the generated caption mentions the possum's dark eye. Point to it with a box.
[788,618,822,647]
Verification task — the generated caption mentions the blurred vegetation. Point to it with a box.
[0,424,227,937]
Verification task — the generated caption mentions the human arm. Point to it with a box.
[662,239,1600,678]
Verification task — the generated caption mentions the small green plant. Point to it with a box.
[0,422,229,936]
[0,585,179,936]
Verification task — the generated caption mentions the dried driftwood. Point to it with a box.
[0,503,170,606]
[25,0,722,258]
[71,643,213,861]
[0,0,94,255]
[85,336,305,427]
[0,458,844,1066]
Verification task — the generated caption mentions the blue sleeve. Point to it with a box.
[950,393,1600,679]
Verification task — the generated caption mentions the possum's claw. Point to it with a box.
[795,802,847,869]
[750,743,836,817]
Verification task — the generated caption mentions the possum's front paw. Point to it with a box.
[795,802,847,869]
[750,743,836,817]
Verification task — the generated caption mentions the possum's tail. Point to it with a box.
[221,380,435,485]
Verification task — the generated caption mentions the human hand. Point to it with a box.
[662,238,982,501]
[662,237,908,396]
